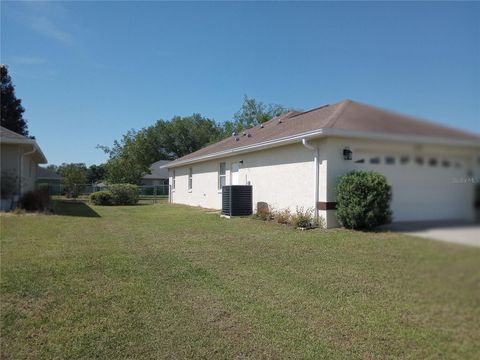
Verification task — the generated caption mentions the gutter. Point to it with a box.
[301,138,320,224]
[20,144,36,194]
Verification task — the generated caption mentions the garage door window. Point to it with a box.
[370,157,380,164]
[429,158,438,167]
[442,160,451,168]
[400,156,410,165]
[415,157,424,165]
[385,156,395,165]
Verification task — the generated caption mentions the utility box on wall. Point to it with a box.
[222,185,253,216]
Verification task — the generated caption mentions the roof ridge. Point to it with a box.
[289,103,331,118]
[323,99,352,128]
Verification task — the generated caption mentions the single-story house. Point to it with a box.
[37,166,63,185]
[1,126,47,208]
[164,100,480,228]
[140,160,170,186]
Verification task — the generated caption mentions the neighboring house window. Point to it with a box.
[218,162,226,189]
[188,168,193,190]
[172,170,176,190]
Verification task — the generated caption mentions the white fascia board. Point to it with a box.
[163,128,480,169]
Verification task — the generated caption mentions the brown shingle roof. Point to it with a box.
[168,100,480,167]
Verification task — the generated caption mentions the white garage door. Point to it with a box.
[352,153,474,222]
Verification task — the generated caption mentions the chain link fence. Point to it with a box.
[37,183,169,204]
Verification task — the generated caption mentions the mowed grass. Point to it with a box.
[1,201,479,359]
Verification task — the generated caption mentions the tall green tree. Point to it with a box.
[57,163,88,193]
[86,164,107,184]
[1,65,29,136]
[231,95,291,131]
[100,115,222,184]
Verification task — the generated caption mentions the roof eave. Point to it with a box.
[1,137,48,163]
[162,129,326,168]
[163,128,480,169]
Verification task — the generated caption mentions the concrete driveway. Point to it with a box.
[382,221,480,248]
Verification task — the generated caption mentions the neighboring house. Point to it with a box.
[37,166,63,185]
[164,100,480,228]
[140,160,170,186]
[1,126,47,207]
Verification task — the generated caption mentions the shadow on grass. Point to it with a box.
[51,200,100,218]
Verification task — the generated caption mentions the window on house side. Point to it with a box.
[172,170,176,190]
[218,162,226,189]
[188,168,193,190]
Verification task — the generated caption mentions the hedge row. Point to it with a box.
[89,184,139,205]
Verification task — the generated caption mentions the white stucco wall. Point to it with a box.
[1,143,39,195]
[170,142,322,215]
[169,136,479,228]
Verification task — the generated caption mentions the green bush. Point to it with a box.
[89,191,113,205]
[110,184,139,205]
[19,190,50,212]
[336,171,392,230]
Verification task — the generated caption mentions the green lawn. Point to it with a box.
[1,201,479,359]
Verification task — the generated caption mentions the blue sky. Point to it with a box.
[1,1,479,166]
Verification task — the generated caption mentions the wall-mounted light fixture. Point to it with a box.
[239,160,244,164]
[343,147,353,160]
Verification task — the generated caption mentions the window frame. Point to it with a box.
[188,167,193,191]
[218,162,226,190]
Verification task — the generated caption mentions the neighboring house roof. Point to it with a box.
[37,166,63,180]
[166,99,480,168]
[0,126,48,163]
[142,160,170,179]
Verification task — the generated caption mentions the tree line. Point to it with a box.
[94,96,292,184]
[1,64,294,186]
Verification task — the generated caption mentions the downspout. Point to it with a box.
[302,138,319,224]
[20,144,37,195]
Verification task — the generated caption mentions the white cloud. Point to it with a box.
[29,15,75,46]
[10,56,47,65]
